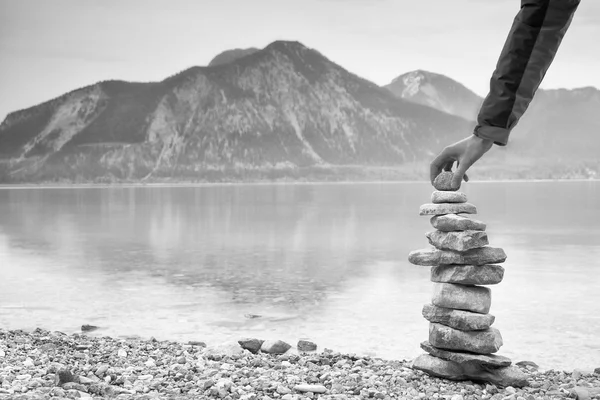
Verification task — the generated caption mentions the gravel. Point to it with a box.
[0,328,598,399]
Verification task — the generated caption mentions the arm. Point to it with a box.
[431,0,581,188]
[474,0,581,146]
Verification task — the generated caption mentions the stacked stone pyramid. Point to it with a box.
[408,172,528,388]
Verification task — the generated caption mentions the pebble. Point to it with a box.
[95,364,109,377]
[293,384,327,393]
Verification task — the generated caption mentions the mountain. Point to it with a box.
[0,41,473,183]
[384,70,483,121]
[510,87,600,160]
[385,70,600,178]
[208,48,260,67]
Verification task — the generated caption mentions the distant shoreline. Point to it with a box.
[0,177,598,190]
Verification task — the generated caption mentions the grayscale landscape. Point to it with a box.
[1,1,599,399]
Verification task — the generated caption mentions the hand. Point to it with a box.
[430,135,494,189]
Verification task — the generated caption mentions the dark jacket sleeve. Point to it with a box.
[473,0,581,146]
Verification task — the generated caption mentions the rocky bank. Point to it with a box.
[1,328,599,400]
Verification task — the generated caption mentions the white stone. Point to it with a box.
[294,384,327,393]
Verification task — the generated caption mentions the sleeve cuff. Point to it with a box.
[473,125,510,146]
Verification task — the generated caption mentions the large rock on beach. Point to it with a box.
[426,230,488,252]
[433,171,459,191]
[422,304,495,331]
[238,338,264,354]
[260,340,291,354]
[431,264,505,285]
[297,340,317,352]
[432,283,491,314]
[412,354,528,388]
[431,191,468,204]
[420,341,511,367]
[431,214,486,232]
[420,203,477,216]
[408,247,507,266]
[429,323,503,354]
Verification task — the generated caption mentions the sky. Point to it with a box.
[1,0,599,121]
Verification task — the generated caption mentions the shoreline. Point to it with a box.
[1,328,598,400]
[0,178,598,190]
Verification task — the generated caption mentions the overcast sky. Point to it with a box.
[1,0,598,120]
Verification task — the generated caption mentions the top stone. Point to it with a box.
[433,171,459,191]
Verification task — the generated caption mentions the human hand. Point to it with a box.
[430,135,494,189]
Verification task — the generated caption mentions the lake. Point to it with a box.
[0,181,599,371]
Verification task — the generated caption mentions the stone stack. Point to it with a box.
[408,171,528,388]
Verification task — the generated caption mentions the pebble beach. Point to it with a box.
[1,328,599,400]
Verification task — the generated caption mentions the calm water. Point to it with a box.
[0,182,599,370]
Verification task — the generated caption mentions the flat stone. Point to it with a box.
[260,340,291,354]
[412,354,528,388]
[432,191,468,204]
[433,171,458,191]
[432,283,491,314]
[408,247,506,266]
[420,203,477,216]
[420,341,511,367]
[422,304,495,330]
[429,323,503,354]
[412,354,465,379]
[426,230,488,251]
[431,214,486,232]
[431,264,505,285]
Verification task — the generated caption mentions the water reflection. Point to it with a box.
[0,182,599,370]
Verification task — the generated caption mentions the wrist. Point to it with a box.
[471,134,494,151]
